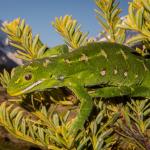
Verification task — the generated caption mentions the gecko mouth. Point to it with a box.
[9,79,46,96]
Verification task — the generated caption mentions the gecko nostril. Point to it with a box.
[50,74,53,78]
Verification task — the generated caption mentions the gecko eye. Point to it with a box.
[24,74,32,80]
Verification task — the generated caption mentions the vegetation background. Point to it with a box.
[0,0,150,149]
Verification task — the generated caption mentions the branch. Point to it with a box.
[1,18,47,61]
[52,15,88,50]
[95,0,126,43]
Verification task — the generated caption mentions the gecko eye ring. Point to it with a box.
[24,74,32,80]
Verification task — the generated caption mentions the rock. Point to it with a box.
[0,48,18,71]
[0,20,23,71]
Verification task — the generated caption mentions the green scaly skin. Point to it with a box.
[41,44,69,58]
[7,42,150,134]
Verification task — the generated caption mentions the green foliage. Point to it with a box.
[0,100,72,149]
[116,99,150,149]
[0,0,150,149]
[119,0,150,55]
[52,15,89,50]
[88,101,119,150]
[0,93,121,150]
[95,0,126,43]
[0,69,12,88]
[1,18,47,61]
[0,101,45,147]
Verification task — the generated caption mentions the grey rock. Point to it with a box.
[0,20,23,70]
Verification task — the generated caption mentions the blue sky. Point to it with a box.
[0,0,131,47]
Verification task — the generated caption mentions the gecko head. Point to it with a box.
[7,59,59,96]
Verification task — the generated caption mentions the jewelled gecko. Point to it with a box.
[7,42,150,134]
